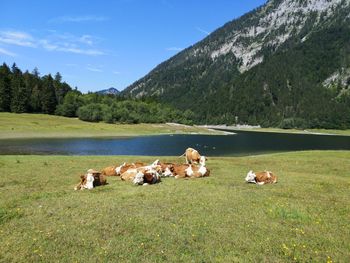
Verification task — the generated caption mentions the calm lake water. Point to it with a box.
[0,130,349,156]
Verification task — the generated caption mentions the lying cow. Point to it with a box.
[173,158,210,179]
[133,169,161,185]
[172,164,190,178]
[74,169,107,190]
[245,170,278,185]
[120,160,161,181]
[159,162,175,177]
[101,166,118,176]
[180,147,203,164]
[115,162,146,176]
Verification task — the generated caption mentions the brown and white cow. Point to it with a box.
[132,169,161,185]
[74,169,107,190]
[180,148,203,164]
[173,161,210,179]
[115,162,147,176]
[101,166,118,176]
[159,162,175,177]
[245,170,277,185]
[120,160,161,182]
[185,164,210,178]
[172,164,190,178]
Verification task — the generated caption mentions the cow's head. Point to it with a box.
[133,171,145,185]
[245,170,256,183]
[199,156,207,166]
[74,174,87,190]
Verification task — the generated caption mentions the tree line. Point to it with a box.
[0,63,194,125]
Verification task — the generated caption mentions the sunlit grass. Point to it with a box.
[0,113,222,139]
[0,151,349,262]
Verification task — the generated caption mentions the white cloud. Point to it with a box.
[113,71,121,75]
[0,47,17,57]
[196,27,210,36]
[0,30,36,47]
[40,32,104,55]
[65,63,78,67]
[79,35,94,45]
[166,47,183,51]
[86,65,103,72]
[0,30,105,56]
[49,15,109,23]
[56,46,105,56]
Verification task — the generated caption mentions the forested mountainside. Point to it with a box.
[124,0,350,128]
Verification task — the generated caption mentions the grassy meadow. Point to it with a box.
[0,113,222,139]
[0,151,349,262]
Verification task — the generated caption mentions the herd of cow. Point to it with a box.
[74,147,278,190]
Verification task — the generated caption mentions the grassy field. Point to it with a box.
[0,113,222,139]
[0,151,349,262]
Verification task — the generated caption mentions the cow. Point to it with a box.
[185,164,210,178]
[133,169,161,185]
[101,166,118,176]
[180,148,203,164]
[120,160,161,182]
[159,162,175,177]
[173,162,210,179]
[115,162,147,176]
[245,170,278,185]
[74,169,107,190]
[172,164,190,178]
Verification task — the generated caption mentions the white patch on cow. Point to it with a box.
[133,172,144,185]
[257,182,265,185]
[115,162,126,175]
[199,156,206,166]
[198,165,207,176]
[84,173,94,189]
[266,171,271,178]
[185,165,194,177]
[162,167,173,177]
[245,170,256,184]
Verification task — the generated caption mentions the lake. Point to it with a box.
[0,130,349,156]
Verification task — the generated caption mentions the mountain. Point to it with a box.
[123,0,350,128]
[96,87,120,95]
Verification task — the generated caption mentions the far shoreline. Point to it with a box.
[200,125,350,137]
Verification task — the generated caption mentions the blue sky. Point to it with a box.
[1,0,266,92]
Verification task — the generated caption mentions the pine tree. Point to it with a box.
[10,63,28,113]
[0,63,12,112]
[29,68,42,112]
[41,74,57,114]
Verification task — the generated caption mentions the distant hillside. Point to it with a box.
[96,87,120,95]
[123,0,350,129]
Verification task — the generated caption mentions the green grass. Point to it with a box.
[0,151,349,262]
[0,113,222,139]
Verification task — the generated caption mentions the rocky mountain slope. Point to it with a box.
[123,0,350,128]
[96,87,120,95]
